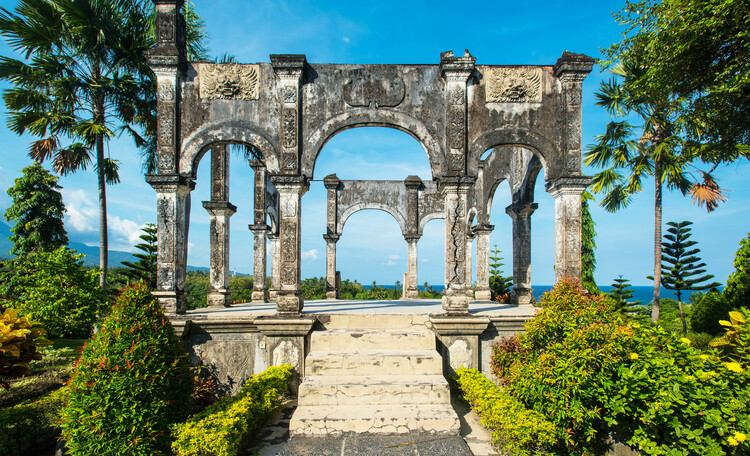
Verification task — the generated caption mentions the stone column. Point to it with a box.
[146,174,194,315]
[267,232,280,300]
[473,225,493,301]
[554,52,595,178]
[271,176,309,315]
[323,234,340,299]
[249,224,269,302]
[545,177,591,282]
[465,231,475,299]
[404,236,420,299]
[505,202,538,305]
[202,201,236,306]
[441,177,475,314]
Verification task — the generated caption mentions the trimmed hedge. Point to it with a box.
[171,364,293,456]
[454,367,558,456]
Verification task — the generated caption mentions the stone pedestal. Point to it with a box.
[323,234,339,299]
[430,315,490,376]
[250,224,270,303]
[545,177,591,282]
[404,236,420,299]
[473,225,493,301]
[505,202,537,306]
[255,316,316,392]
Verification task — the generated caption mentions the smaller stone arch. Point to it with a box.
[337,204,408,237]
[468,128,560,180]
[302,109,445,179]
[179,121,279,179]
[417,212,445,237]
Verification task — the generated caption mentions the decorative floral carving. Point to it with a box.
[343,69,405,108]
[159,110,174,146]
[281,263,296,284]
[485,67,542,103]
[448,108,465,150]
[158,80,174,101]
[282,86,297,104]
[282,109,297,148]
[449,85,464,105]
[283,154,297,171]
[199,64,260,100]
[158,149,174,173]
[157,12,173,42]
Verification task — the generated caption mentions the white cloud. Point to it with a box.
[108,215,144,251]
[388,254,401,260]
[421,258,430,263]
[342,36,351,43]
[63,189,97,233]
[301,249,318,261]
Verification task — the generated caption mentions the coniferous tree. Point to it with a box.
[608,275,641,314]
[4,162,68,256]
[581,191,599,294]
[120,223,157,289]
[658,220,721,335]
[489,245,513,302]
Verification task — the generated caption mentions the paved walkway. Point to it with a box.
[249,397,498,456]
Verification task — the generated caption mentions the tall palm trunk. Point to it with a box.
[94,99,108,290]
[652,159,662,325]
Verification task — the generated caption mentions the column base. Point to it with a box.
[474,289,492,301]
[276,293,304,315]
[207,289,232,307]
[441,288,470,315]
[251,289,267,303]
[511,287,536,306]
[403,288,419,299]
[430,315,490,375]
[325,290,338,299]
[465,289,474,299]
[153,290,187,315]
[269,289,278,300]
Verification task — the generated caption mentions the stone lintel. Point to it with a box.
[249,223,271,233]
[553,51,595,81]
[322,233,340,243]
[505,202,538,219]
[202,200,237,215]
[472,224,494,234]
[145,173,195,192]
[545,176,592,197]
[270,54,307,79]
[439,50,476,81]
[430,315,490,336]
[179,318,259,335]
[404,175,423,189]
[255,315,316,337]
[323,173,341,189]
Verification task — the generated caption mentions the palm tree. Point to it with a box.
[0,0,208,288]
[585,62,694,325]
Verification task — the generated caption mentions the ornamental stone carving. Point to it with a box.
[199,64,260,100]
[485,67,542,103]
[343,68,405,108]
[282,86,297,104]
[282,109,297,148]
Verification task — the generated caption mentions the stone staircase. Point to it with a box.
[289,314,460,436]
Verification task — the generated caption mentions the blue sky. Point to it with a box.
[0,0,748,287]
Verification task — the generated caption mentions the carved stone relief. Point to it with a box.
[281,222,296,262]
[448,339,471,370]
[448,108,465,150]
[281,263,296,284]
[158,149,174,173]
[449,85,465,105]
[485,67,542,103]
[272,339,300,368]
[282,86,297,104]
[199,64,260,100]
[158,80,174,101]
[157,12,173,42]
[282,109,297,148]
[193,341,253,395]
[159,107,174,147]
[343,68,405,108]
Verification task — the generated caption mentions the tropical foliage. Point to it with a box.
[0,307,49,389]
[580,191,599,294]
[725,233,750,310]
[119,223,157,289]
[489,245,513,302]
[608,275,642,315]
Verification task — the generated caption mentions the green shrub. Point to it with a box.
[509,278,636,455]
[608,324,750,455]
[0,247,104,338]
[454,367,558,456]
[691,291,734,335]
[59,283,193,456]
[711,309,750,364]
[0,308,50,388]
[489,335,525,381]
[724,233,750,310]
[0,387,67,456]
[171,364,293,456]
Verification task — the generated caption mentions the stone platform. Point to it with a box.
[172,299,535,435]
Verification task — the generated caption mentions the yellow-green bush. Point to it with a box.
[172,364,293,456]
[0,307,50,388]
[454,367,558,456]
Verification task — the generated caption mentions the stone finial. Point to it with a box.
[270,54,307,79]
[146,0,186,69]
[553,51,595,81]
[404,175,422,189]
[323,174,341,190]
[440,49,476,81]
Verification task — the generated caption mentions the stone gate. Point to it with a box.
[146,0,594,317]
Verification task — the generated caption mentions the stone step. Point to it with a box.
[305,350,443,377]
[318,314,430,330]
[297,375,451,406]
[311,329,435,351]
[289,404,461,436]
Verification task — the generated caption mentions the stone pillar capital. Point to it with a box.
[323,173,341,190]
[439,50,476,81]
[472,224,494,235]
[505,202,538,219]
[404,175,423,189]
[438,176,476,194]
[202,200,237,216]
[270,175,310,194]
[146,174,195,194]
[249,223,271,233]
[404,235,421,242]
[553,51,594,82]
[545,176,592,197]
[323,233,340,243]
[270,54,307,81]
[266,231,279,241]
